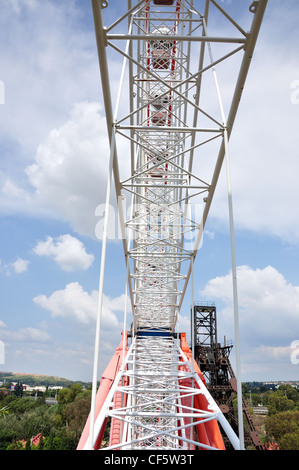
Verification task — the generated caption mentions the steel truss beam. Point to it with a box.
[81,333,240,450]
[85,0,268,451]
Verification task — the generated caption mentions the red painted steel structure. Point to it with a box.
[78,332,226,450]
[179,333,225,450]
[77,333,129,450]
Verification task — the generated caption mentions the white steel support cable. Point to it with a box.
[203,16,245,449]
[223,127,244,450]
[190,255,195,444]
[89,129,116,450]
[89,0,134,448]
[92,0,135,309]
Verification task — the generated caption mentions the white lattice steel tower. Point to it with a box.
[78,0,267,451]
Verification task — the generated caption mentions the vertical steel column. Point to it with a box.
[89,129,116,450]
[203,13,245,447]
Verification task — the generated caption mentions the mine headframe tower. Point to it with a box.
[192,303,264,450]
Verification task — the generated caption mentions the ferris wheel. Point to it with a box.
[77,0,267,451]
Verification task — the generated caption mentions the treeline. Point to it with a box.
[1,381,299,450]
[0,371,87,388]
[0,383,94,450]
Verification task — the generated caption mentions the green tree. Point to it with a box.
[6,440,25,451]
[266,410,299,450]
[25,438,31,450]
[44,432,54,450]
[46,432,76,450]
[57,388,72,405]
[36,435,44,450]
[260,390,273,405]
[57,383,83,406]
[0,406,9,418]
[278,385,299,404]
[56,383,85,430]
[0,382,90,450]
[14,381,23,398]
[65,391,91,441]
[267,390,295,415]
[0,414,23,450]
[279,432,299,450]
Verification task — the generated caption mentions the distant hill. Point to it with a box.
[0,371,89,388]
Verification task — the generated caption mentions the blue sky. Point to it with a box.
[0,0,299,383]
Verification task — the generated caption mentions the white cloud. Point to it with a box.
[12,257,30,274]
[206,27,299,243]
[0,0,131,238]
[17,327,50,343]
[33,282,126,328]
[24,101,111,237]
[1,96,130,238]
[0,257,30,275]
[201,265,299,342]
[0,325,50,343]
[1,1,297,245]
[199,264,299,379]
[34,282,96,324]
[5,0,37,14]
[2,179,31,201]
[0,100,113,235]
[0,0,298,383]
[0,0,99,153]
[201,266,299,328]
[0,0,106,229]
[33,234,94,272]
[258,344,293,361]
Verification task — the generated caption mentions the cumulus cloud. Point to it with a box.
[24,101,110,237]
[199,265,299,378]
[0,324,50,343]
[1,0,298,245]
[183,1,299,245]
[0,257,30,275]
[1,97,130,238]
[201,265,299,342]
[33,234,94,272]
[205,24,299,243]
[18,327,50,343]
[0,0,127,237]
[0,0,99,153]
[33,282,126,328]
[12,257,30,274]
